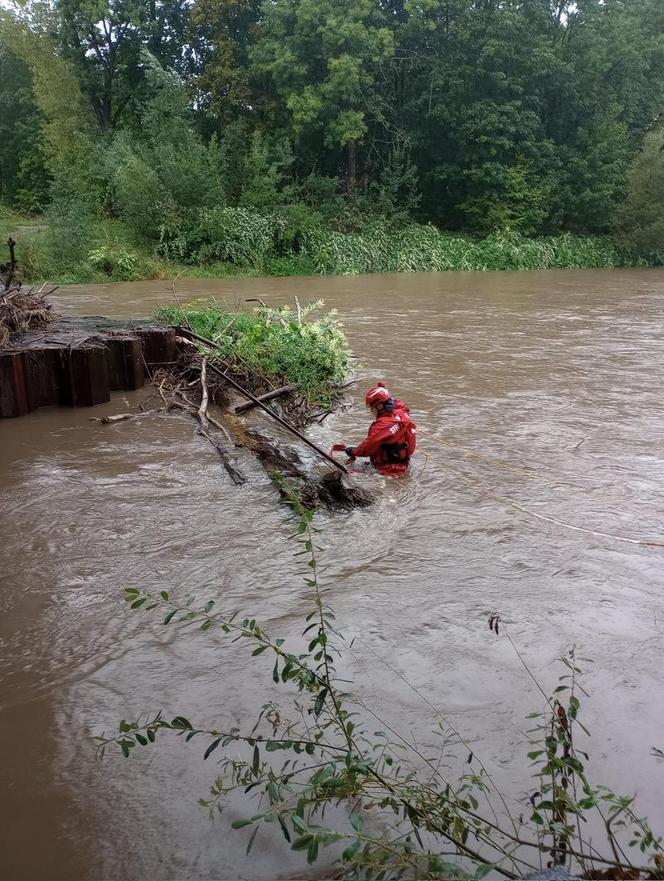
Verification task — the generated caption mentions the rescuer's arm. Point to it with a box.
[352,421,397,459]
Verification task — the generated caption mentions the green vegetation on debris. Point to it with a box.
[156,300,350,404]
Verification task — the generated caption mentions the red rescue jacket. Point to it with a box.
[353,403,416,477]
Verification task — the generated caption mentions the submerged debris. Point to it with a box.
[245,430,375,510]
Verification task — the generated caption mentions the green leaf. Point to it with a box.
[252,645,268,656]
[203,600,214,614]
[342,840,361,861]
[130,597,147,609]
[231,818,253,829]
[291,835,312,851]
[277,815,291,843]
[246,827,258,855]
[160,591,169,601]
[252,744,259,774]
[307,839,319,865]
[163,610,178,625]
[314,688,327,716]
[350,813,363,832]
[204,738,222,760]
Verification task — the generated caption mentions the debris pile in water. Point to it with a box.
[155,299,351,429]
[138,302,374,510]
[0,285,59,348]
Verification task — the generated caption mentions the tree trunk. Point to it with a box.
[347,140,357,191]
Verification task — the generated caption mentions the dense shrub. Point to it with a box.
[155,300,349,403]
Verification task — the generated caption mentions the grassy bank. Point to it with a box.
[3,205,664,285]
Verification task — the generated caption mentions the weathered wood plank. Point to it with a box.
[0,351,30,417]
[57,346,111,407]
[136,327,177,373]
[24,348,60,409]
[106,337,144,391]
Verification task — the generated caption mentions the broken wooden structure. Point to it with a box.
[1,315,373,509]
[0,316,177,419]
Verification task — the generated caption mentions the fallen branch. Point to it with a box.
[175,326,348,474]
[197,428,247,485]
[89,411,162,424]
[197,357,210,431]
[234,383,300,414]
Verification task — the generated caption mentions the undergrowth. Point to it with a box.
[155,299,350,405]
[7,203,664,285]
[97,499,664,881]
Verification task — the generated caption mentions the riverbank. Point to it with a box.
[3,204,664,285]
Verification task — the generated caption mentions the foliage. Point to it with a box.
[618,129,664,253]
[87,245,140,280]
[155,300,350,403]
[0,41,50,211]
[97,503,664,880]
[5,0,664,272]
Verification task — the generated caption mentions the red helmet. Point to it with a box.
[365,381,391,408]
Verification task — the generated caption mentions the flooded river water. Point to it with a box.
[1,269,663,880]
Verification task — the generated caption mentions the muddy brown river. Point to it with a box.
[1,269,663,880]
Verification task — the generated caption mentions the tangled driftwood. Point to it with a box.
[0,284,59,348]
[152,352,373,509]
[94,342,374,509]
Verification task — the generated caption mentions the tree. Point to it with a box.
[54,0,193,129]
[190,0,262,123]
[251,0,395,188]
[618,128,664,252]
[0,39,49,210]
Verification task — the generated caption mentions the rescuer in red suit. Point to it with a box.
[344,382,416,477]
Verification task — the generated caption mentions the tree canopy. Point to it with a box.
[1,0,664,243]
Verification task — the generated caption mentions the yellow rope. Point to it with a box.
[431,455,664,549]
[347,414,664,547]
[418,429,537,477]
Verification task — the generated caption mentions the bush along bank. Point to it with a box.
[9,208,664,285]
[151,209,664,275]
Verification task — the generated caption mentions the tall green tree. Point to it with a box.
[54,0,193,129]
[190,0,262,122]
[618,128,664,251]
[0,40,49,210]
[251,0,395,188]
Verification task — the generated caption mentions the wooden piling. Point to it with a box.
[1,320,176,417]
[57,346,111,408]
[136,327,177,373]
[24,348,60,409]
[0,352,30,418]
[106,336,144,391]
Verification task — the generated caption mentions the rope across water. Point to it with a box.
[415,429,664,549]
